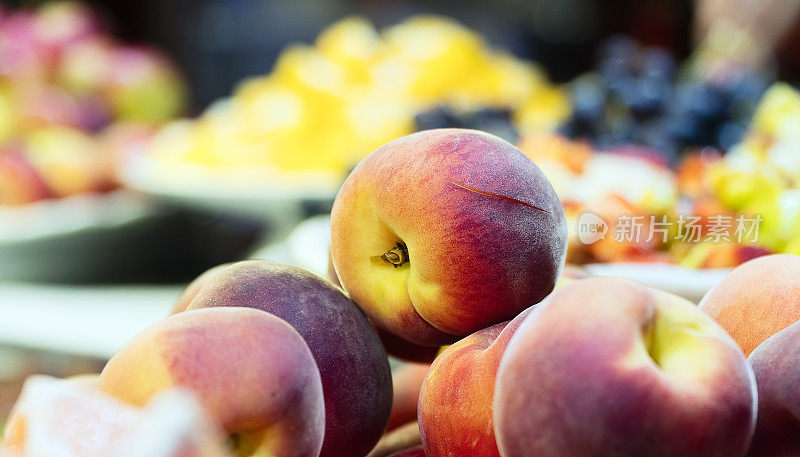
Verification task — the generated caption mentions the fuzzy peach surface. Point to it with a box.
[330,128,567,346]
[494,277,756,457]
[97,307,325,457]
[700,254,800,356]
[419,307,532,457]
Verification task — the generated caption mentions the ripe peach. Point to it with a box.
[418,308,532,457]
[747,320,800,457]
[699,254,800,356]
[329,253,438,363]
[0,147,52,205]
[179,260,392,457]
[386,362,430,432]
[98,307,325,457]
[330,128,567,346]
[377,263,580,364]
[170,262,232,315]
[495,277,757,457]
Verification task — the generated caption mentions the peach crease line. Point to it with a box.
[449,181,548,213]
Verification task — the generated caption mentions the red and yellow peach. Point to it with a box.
[330,128,567,347]
[747,320,800,457]
[494,277,757,457]
[176,260,392,457]
[97,307,325,457]
[418,308,532,457]
[700,254,800,356]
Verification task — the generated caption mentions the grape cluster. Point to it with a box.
[414,106,519,144]
[558,36,771,161]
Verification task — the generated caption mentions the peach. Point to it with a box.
[699,254,800,356]
[378,264,580,365]
[178,260,392,457]
[98,307,325,457]
[386,363,430,432]
[170,262,232,315]
[495,277,757,457]
[0,147,52,205]
[330,128,567,346]
[747,320,800,457]
[105,47,187,123]
[327,251,342,288]
[418,308,532,457]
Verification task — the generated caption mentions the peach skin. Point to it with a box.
[418,308,532,457]
[386,362,430,432]
[700,254,800,356]
[747,320,800,457]
[330,128,567,346]
[495,277,757,457]
[179,260,392,457]
[97,307,325,457]
[170,262,232,315]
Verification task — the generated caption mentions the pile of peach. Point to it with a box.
[0,2,185,205]
[3,128,800,457]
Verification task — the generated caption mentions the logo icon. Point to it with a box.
[577,212,608,244]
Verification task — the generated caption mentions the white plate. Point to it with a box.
[119,153,341,238]
[584,263,731,303]
[0,282,180,358]
[0,191,165,282]
[0,190,154,243]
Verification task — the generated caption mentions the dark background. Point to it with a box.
[6,0,695,111]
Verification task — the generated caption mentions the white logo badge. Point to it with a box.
[577,212,608,244]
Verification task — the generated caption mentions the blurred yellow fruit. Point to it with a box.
[377,15,486,105]
[752,83,800,138]
[710,165,785,212]
[515,85,571,134]
[0,89,16,143]
[24,127,110,197]
[147,15,565,179]
[316,17,380,85]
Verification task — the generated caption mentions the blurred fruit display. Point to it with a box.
[142,16,569,185]
[556,36,772,161]
[0,1,187,206]
[527,82,800,268]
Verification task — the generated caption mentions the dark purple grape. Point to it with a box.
[414,106,518,142]
[558,35,772,157]
[726,74,770,121]
[672,83,728,123]
[641,49,676,80]
[660,114,704,143]
[558,117,595,139]
[621,78,670,118]
[717,122,747,151]
[605,112,637,143]
[598,35,638,62]
[570,76,607,123]
[414,106,453,131]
